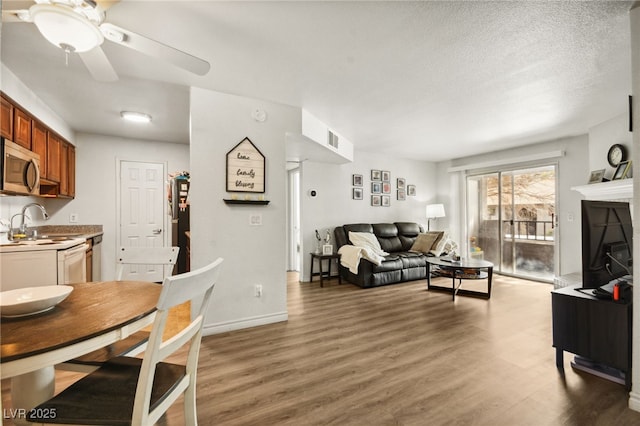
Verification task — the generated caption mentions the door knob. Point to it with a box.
[152,228,162,234]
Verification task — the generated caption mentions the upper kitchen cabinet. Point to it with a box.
[1,92,75,198]
[1,95,13,139]
[66,144,75,198]
[32,119,48,178]
[47,132,62,183]
[40,132,75,198]
[14,107,32,149]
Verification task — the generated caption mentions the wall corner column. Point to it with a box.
[628,4,640,412]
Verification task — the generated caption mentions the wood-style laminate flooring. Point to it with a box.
[4,273,640,425]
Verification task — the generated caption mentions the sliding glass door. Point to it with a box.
[467,165,556,282]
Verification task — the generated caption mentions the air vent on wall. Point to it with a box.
[327,130,339,149]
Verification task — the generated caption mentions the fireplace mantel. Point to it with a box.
[571,179,633,201]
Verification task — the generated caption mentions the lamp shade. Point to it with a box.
[426,203,446,219]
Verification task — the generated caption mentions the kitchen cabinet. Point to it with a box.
[14,107,32,149]
[47,131,62,183]
[59,141,69,195]
[0,250,58,291]
[67,143,75,198]
[1,92,75,198]
[32,120,48,178]
[1,95,13,139]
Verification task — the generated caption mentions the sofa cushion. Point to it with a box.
[371,256,403,273]
[397,251,427,268]
[410,232,444,254]
[395,222,423,250]
[373,223,403,253]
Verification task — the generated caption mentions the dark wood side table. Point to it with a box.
[551,284,632,389]
[309,252,342,287]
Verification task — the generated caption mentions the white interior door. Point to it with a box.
[118,160,167,282]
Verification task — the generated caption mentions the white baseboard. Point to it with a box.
[202,311,288,336]
[629,391,640,412]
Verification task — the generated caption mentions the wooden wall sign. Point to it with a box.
[226,137,265,193]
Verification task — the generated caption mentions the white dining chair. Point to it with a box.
[58,246,179,372]
[115,246,180,282]
[28,257,224,426]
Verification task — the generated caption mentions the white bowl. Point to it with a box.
[0,285,73,318]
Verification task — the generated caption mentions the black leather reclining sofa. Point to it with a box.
[334,222,427,288]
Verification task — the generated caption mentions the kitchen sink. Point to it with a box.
[39,236,77,241]
[1,239,59,246]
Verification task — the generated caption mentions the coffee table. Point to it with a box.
[426,257,493,300]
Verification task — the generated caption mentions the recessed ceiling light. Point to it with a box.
[120,111,152,123]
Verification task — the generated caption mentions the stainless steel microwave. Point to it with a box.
[1,138,41,195]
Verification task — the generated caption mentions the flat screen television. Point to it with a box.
[581,200,633,289]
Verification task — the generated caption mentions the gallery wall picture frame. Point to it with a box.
[353,174,363,186]
[407,185,416,196]
[588,169,605,184]
[382,182,391,194]
[353,188,363,200]
[371,195,382,206]
[382,171,391,182]
[382,195,390,207]
[397,189,406,201]
[371,170,382,181]
[372,182,382,194]
[397,178,406,189]
[613,161,632,180]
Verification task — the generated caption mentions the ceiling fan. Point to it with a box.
[2,0,211,82]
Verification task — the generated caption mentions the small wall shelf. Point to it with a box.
[223,199,270,205]
[571,179,633,201]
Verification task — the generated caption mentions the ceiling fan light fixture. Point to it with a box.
[120,111,152,124]
[30,4,103,53]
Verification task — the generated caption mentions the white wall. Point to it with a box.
[439,135,589,277]
[298,151,437,281]
[588,113,633,180]
[190,88,300,334]
[1,64,74,142]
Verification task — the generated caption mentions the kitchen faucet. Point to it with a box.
[9,203,49,240]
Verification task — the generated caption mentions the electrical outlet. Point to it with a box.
[249,214,262,226]
[69,213,79,223]
[255,284,263,297]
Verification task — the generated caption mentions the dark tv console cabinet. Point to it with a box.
[552,284,632,390]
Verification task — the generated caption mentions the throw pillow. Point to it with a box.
[410,232,444,254]
[348,231,388,256]
[431,233,458,256]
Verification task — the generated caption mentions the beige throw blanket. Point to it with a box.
[338,245,386,274]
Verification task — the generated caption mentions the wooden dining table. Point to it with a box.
[1,281,162,421]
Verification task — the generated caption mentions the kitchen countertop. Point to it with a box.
[0,225,103,254]
[0,237,87,253]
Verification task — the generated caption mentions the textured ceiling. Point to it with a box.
[0,1,634,162]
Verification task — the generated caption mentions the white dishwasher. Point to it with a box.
[57,242,88,285]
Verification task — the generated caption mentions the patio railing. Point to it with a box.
[503,219,554,241]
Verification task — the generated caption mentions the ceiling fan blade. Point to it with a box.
[2,9,31,22]
[79,47,119,82]
[100,22,210,76]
